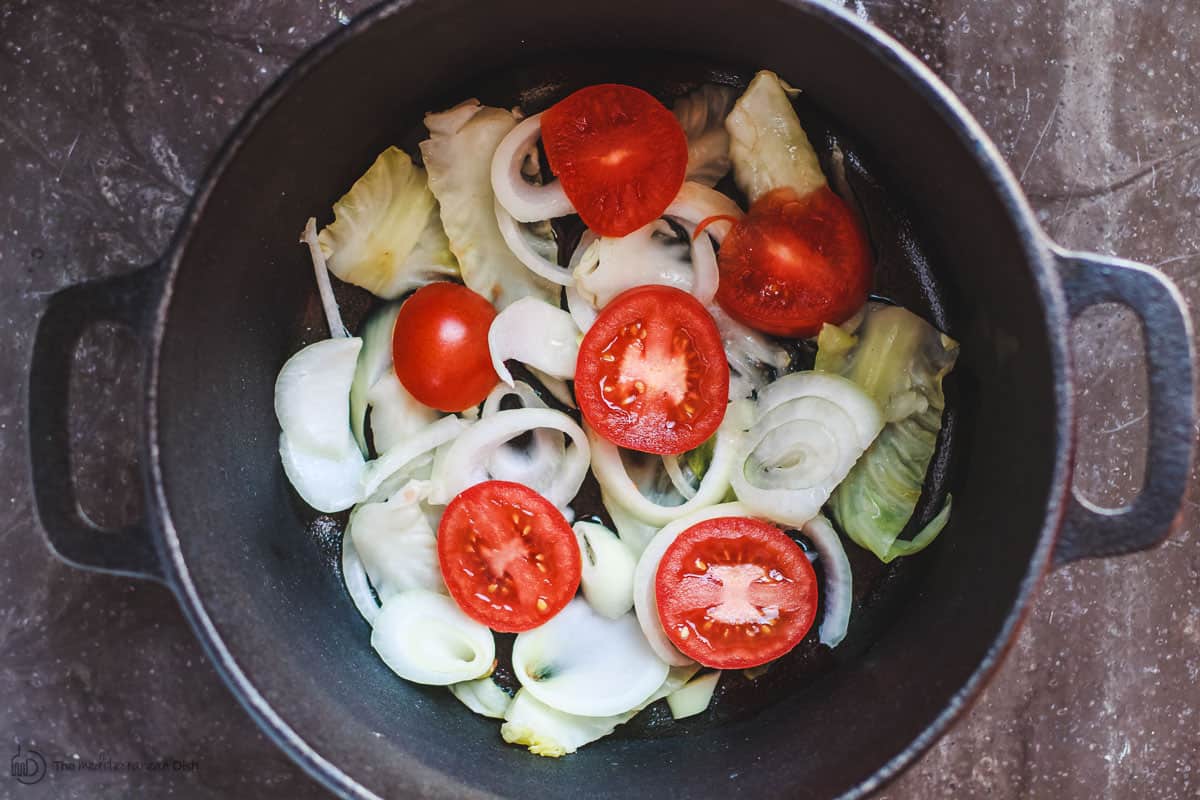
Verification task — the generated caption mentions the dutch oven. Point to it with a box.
[27,1,1196,798]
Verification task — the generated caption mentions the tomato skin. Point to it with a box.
[716,186,871,337]
[655,517,818,669]
[392,282,498,412]
[542,84,688,237]
[438,481,581,633]
[575,286,729,456]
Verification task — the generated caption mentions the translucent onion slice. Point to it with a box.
[585,400,749,528]
[371,590,495,686]
[366,370,440,455]
[802,514,853,647]
[661,454,698,500]
[512,598,669,717]
[300,217,350,339]
[573,521,637,619]
[479,382,564,490]
[709,305,791,399]
[602,489,661,557]
[662,181,744,244]
[490,113,574,222]
[274,337,362,458]
[495,200,574,285]
[430,408,588,508]
[349,301,402,455]
[279,432,365,513]
[361,415,468,500]
[565,234,600,333]
[732,373,883,527]
[527,366,577,409]
[632,502,755,666]
[348,479,444,602]
[340,530,380,625]
[488,297,580,387]
[450,676,513,719]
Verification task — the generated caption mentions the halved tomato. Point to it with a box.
[541,84,688,237]
[575,286,729,455]
[655,517,818,669]
[438,481,581,633]
[716,185,871,337]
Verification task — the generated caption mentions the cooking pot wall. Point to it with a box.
[155,1,1059,797]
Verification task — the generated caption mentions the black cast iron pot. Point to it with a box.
[27,1,1196,798]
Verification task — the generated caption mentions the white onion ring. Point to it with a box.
[802,515,853,647]
[495,199,574,285]
[664,181,744,244]
[340,532,380,625]
[661,455,698,500]
[490,113,574,222]
[360,415,468,499]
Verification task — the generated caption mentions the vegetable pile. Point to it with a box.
[275,71,959,757]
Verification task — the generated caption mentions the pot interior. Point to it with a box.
[155,1,1061,797]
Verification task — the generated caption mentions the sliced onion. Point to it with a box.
[673,218,719,306]
[348,479,444,602]
[274,337,362,458]
[488,296,580,386]
[585,400,750,528]
[279,432,365,513]
[349,301,403,455]
[479,382,565,490]
[300,217,350,339]
[632,502,755,666]
[602,489,661,557]
[431,408,588,507]
[528,366,577,409]
[661,455,698,500]
[732,373,882,527]
[450,676,513,719]
[709,304,791,399]
[803,514,853,647]
[495,200,574,285]
[663,181,745,244]
[361,415,468,500]
[573,521,637,619]
[371,590,495,686]
[565,234,600,332]
[512,598,669,717]
[340,531,380,625]
[366,370,440,455]
[490,113,574,222]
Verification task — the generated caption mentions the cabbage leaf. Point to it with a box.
[817,304,959,562]
[317,147,458,299]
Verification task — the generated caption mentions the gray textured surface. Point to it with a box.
[1,0,1197,798]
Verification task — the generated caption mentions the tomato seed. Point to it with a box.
[694,558,707,571]
[536,598,548,612]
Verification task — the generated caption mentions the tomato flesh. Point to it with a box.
[542,84,688,237]
[655,517,818,669]
[575,286,729,455]
[438,481,581,632]
[716,186,871,337]
[392,282,498,412]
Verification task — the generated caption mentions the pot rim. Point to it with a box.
[143,1,1073,798]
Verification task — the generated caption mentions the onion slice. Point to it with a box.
[512,598,669,717]
[279,432,365,513]
[490,113,574,222]
[488,297,580,387]
[430,407,589,507]
[340,531,380,625]
[371,590,495,686]
[573,521,637,619]
[802,515,854,647]
[361,415,468,500]
[274,337,363,458]
[495,200,574,285]
[300,217,350,339]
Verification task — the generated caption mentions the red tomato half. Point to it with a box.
[716,186,871,337]
[575,286,729,455]
[541,84,688,237]
[438,481,581,632]
[392,282,498,412]
[655,517,818,669]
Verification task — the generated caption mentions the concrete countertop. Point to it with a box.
[1,0,1196,797]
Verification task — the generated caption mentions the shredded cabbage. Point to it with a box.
[673,84,738,186]
[488,297,580,386]
[316,147,458,299]
[726,70,826,203]
[817,304,959,561]
[421,100,559,308]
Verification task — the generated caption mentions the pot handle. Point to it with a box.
[1052,247,1195,566]
[28,264,168,583]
